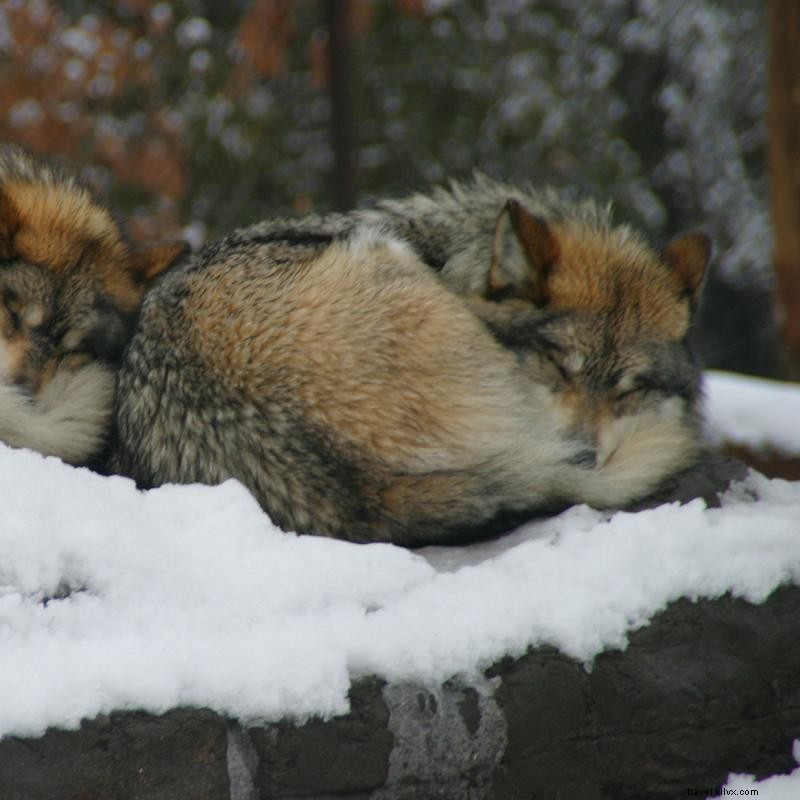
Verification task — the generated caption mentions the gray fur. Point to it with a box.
[242,174,642,295]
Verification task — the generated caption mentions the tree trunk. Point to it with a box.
[326,0,357,211]
[769,0,800,376]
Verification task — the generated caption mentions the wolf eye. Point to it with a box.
[615,386,644,401]
[615,376,658,400]
[2,290,48,331]
[2,291,21,331]
[544,351,570,381]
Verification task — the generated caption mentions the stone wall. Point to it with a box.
[2,585,798,800]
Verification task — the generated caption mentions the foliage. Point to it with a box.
[0,0,769,284]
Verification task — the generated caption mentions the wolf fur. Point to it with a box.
[245,174,709,313]
[112,204,709,544]
[0,145,187,464]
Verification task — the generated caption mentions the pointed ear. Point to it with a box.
[129,240,190,285]
[0,189,21,259]
[488,199,559,304]
[663,232,711,307]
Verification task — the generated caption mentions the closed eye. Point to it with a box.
[614,375,664,401]
[2,290,21,331]
[544,351,571,381]
[615,385,645,401]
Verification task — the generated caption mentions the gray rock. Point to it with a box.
[631,450,749,511]
[1,587,798,799]
[0,708,229,800]
[2,457,796,800]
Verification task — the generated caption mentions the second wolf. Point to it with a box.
[112,180,710,545]
[0,145,186,463]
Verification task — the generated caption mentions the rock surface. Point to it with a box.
[3,454,797,800]
[2,585,798,800]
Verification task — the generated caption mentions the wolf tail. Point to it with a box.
[578,412,699,509]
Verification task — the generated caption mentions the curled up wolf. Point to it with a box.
[0,147,712,546]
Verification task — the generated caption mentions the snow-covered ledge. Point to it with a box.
[1,585,799,798]
[2,371,800,798]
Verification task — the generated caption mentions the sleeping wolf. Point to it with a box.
[0,145,186,463]
[112,211,709,545]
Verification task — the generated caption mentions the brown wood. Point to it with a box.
[769,0,800,373]
[326,0,358,211]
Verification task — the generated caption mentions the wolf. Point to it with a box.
[111,195,710,545]
[0,145,186,463]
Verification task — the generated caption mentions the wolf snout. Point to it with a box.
[566,447,597,468]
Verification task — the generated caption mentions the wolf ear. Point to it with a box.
[128,240,190,285]
[663,232,711,307]
[0,189,21,259]
[488,199,560,304]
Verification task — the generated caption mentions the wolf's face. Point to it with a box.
[0,145,187,402]
[471,196,711,496]
[0,258,138,397]
[528,309,698,467]
[0,261,56,391]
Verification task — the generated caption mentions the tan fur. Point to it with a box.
[186,234,531,469]
[545,223,691,340]
[581,402,697,507]
[1,179,175,313]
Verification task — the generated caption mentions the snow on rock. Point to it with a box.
[725,741,800,798]
[1,438,800,740]
[704,370,800,456]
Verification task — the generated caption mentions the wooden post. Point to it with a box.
[326,0,357,211]
[769,0,800,374]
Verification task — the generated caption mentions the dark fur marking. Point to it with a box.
[241,231,337,248]
[483,309,573,353]
[376,211,449,271]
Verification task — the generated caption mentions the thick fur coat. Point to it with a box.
[112,196,708,544]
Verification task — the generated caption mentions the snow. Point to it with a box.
[0,371,799,743]
[704,370,800,455]
[725,741,800,798]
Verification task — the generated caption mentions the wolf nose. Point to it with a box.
[566,448,597,468]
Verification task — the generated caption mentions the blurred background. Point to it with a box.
[0,0,797,379]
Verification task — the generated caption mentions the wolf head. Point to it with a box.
[0,145,187,393]
[470,196,712,504]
